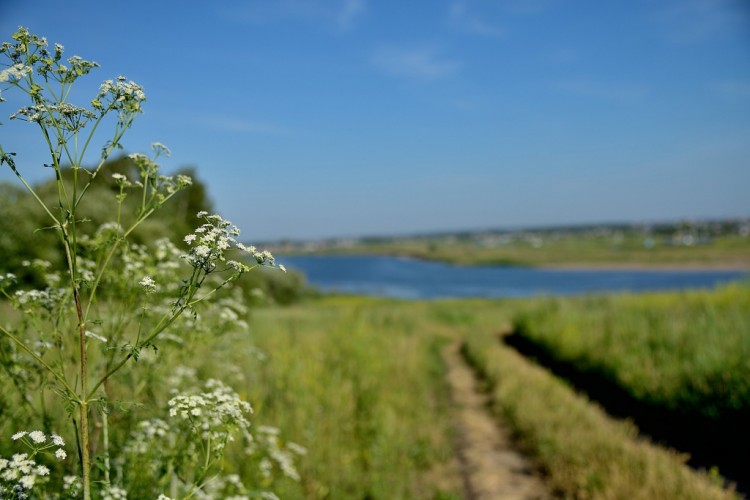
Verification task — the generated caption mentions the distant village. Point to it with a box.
[267,217,750,254]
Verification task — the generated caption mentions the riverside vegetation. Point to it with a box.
[274,223,750,268]
[1,27,745,499]
[0,28,298,498]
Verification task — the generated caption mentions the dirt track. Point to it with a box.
[443,342,550,500]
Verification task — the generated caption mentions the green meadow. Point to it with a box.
[1,26,747,498]
[231,291,748,498]
[511,284,750,419]
[1,162,746,496]
[4,282,747,497]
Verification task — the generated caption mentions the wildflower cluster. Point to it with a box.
[0,272,16,292]
[119,237,183,293]
[123,419,171,456]
[100,484,128,500]
[1,27,300,499]
[92,76,146,117]
[62,475,81,497]
[0,430,67,497]
[217,293,250,331]
[11,431,67,461]
[0,63,31,84]
[0,26,145,179]
[168,379,253,452]
[0,453,50,497]
[127,146,192,200]
[104,143,193,216]
[11,287,67,315]
[184,211,284,275]
[119,375,303,498]
[138,275,157,293]
[249,426,307,483]
[21,259,61,288]
[10,103,96,133]
[3,261,66,317]
[0,28,98,85]
[1,27,103,135]
[120,380,254,494]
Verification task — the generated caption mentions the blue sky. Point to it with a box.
[1,1,749,241]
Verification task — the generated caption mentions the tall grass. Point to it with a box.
[210,297,468,498]
[3,286,744,497]
[512,283,750,417]
[462,331,737,499]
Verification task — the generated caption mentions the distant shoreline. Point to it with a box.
[280,251,750,273]
[540,263,750,272]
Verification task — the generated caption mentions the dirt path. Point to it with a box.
[443,342,550,500]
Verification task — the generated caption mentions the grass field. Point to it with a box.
[462,330,737,499]
[227,293,744,497]
[510,284,750,418]
[0,288,744,497]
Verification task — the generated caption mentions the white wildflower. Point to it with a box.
[0,63,31,83]
[19,474,35,489]
[85,331,108,343]
[139,275,156,292]
[287,442,308,455]
[55,448,67,460]
[259,458,273,478]
[0,448,54,492]
[0,272,17,283]
[28,431,45,444]
[11,432,26,441]
[101,485,128,499]
[63,475,80,492]
[258,493,280,500]
[151,142,171,157]
[176,174,192,186]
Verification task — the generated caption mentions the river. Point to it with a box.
[279,254,747,299]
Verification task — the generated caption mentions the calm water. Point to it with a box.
[281,254,747,299]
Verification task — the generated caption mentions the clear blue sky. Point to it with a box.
[2,1,749,241]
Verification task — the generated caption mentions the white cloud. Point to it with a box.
[217,0,366,31]
[449,1,504,37]
[337,0,366,31]
[502,0,558,16]
[372,46,461,80]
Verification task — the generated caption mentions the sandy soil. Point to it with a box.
[442,342,550,500]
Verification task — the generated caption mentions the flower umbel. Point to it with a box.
[183,212,283,275]
[139,275,157,292]
[1,430,68,496]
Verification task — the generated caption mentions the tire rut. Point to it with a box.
[443,342,550,500]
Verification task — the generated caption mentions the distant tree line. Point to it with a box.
[0,157,307,304]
